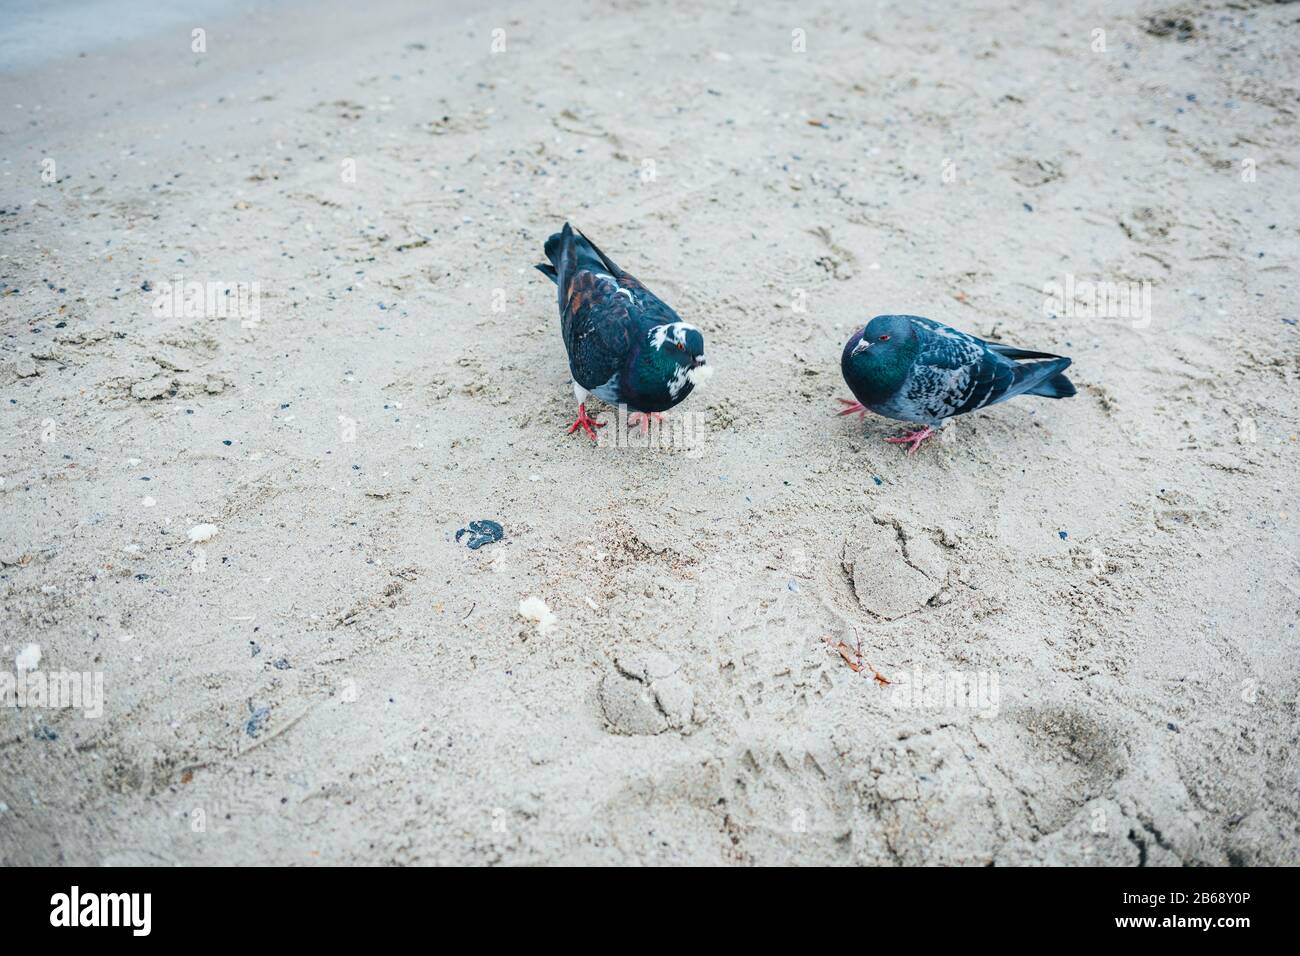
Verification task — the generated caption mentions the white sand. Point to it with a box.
[0,0,1296,865]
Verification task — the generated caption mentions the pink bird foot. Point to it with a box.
[566,403,606,441]
[884,425,936,455]
[627,411,664,435]
[837,398,866,417]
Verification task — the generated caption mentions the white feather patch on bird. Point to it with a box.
[188,523,220,543]
[518,596,557,636]
[649,321,700,350]
[686,364,714,387]
[667,365,690,399]
[15,643,41,672]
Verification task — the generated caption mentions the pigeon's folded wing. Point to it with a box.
[912,321,985,373]
[562,271,636,391]
[985,342,1064,361]
[947,352,1017,415]
[907,325,1015,419]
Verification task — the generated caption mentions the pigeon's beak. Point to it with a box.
[851,338,871,356]
[691,356,706,369]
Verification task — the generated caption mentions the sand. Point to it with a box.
[1,0,1296,866]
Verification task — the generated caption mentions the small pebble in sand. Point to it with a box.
[456,519,504,549]
[15,644,41,671]
[188,523,220,543]
[518,596,557,636]
[245,705,270,738]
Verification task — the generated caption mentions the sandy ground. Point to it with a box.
[1,0,1297,866]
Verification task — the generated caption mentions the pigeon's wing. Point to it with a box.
[561,271,637,391]
[574,228,680,326]
[943,350,1018,416]
[908,315,1065,361]
[985,342,1064,361]
[904,319,1017,420]
[575,228,649,294]
[901,317,1074,418]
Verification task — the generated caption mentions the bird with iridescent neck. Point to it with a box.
[839,314,1075,454]
[536,223,711,439]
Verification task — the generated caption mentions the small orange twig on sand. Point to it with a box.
[824,636,891,686]
[831,639,862,672]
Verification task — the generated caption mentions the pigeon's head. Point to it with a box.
[842,315,918,397]
[845,315,918,360]
[651,321,712,385]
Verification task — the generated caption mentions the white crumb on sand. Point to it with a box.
[187,523,220,543]
[15,644,41,671]
[518,596,557,636]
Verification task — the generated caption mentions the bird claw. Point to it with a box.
[627,411,664,435]
[884,426,936,455]
[566,403,606,441]
[837,398,866,418]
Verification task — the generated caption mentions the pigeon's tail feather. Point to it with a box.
[1016,357,1076,399]
[543,228,567,269]
[539,222,579,309]
[1029,370,1076,398]
[542,223,615,285]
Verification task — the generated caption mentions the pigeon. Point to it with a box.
[536,223,710,439]
[839,314,1075,454]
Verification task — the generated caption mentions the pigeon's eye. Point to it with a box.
[676,342,685,351]
[878,334,890,342]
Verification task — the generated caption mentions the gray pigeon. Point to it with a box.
[840,314,1075,454]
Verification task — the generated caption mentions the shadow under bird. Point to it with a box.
[839,314,1075,454]
[536,223,710,439]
